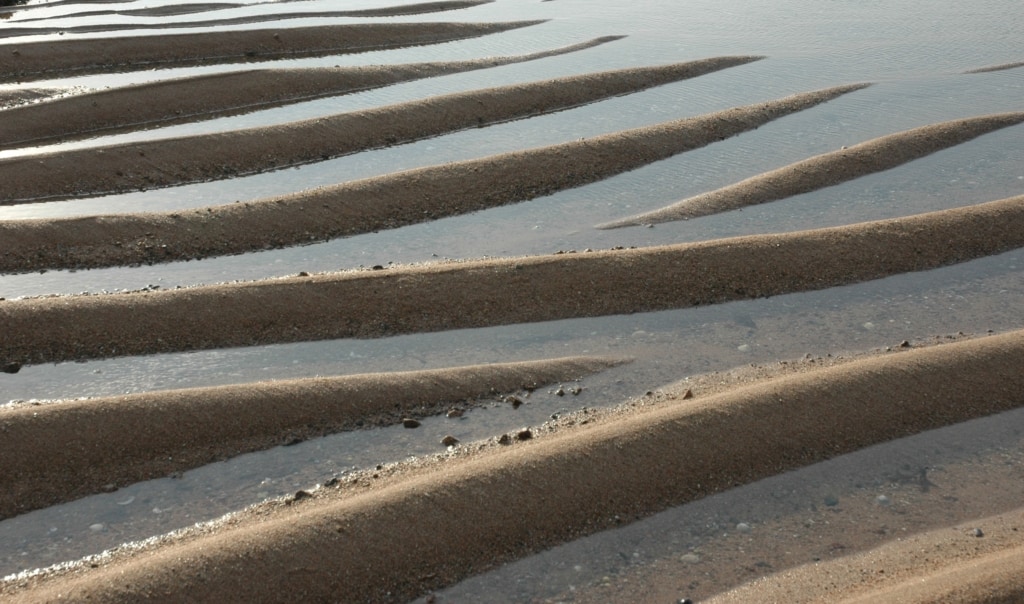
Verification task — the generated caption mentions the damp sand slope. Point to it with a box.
[3,330,1023,602]
[0,20,543,83]
[0,56,768,204]
[599,112,1024,227]
[2,194,1023,365]
[0,356,625,520]
[0,36,625,149]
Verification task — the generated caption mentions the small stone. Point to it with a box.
[555,386,565,396]
[89,523,105,532]
[737,344,750,352]
[445,408,464,418]
[2,362,21,374]
[971,527,984,537]
[516,429,533,441]
[292,489,311,502]
[899,340,911,348]
[679,553,700,564]
[402,418,421,429]
[681,389,694,400]
[736,522,752,533]
[875,494,891,506]
[441,435,459,447]
[862,322,875,330]
[824,495,840,507]
[569,385,582,395]
[506,395,524,408]
[498,434,512,445]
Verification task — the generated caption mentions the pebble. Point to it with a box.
[824,495,840,507]
[498,434,512,445]
[736,522,752,533]
[737,344,750,352]
[2,362,21,374]
[402,418,421,429]
[679,553,700,564]
[971,527,984,537]
[445,408,464,418]
[441,435,459,447]
[89,523,105,532]
[863,322,875,330]
[516,429,533,441]
[875,494,891,506]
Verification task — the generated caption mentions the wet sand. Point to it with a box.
[0,56,766,204]
[599,113,1024,227]
[3,194,1024,365]
[0,36,624,149]
[0,356,624,519]
[2,10,1022,603]
[3,331,1023,602]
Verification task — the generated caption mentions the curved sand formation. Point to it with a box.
[0,355,624,520]
[0,20,543,84]
[3,330,1022,602]
[965,60,1024,74]
[598,113,1024,228]
[708,507,1024,603]
[3,194,1023,366]
[0,36,624,149]
[1,1,497,38]
[0,56,770,205]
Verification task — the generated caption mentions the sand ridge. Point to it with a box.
[4,330,1023,602]
[0,356,625,519]
[0,56,768,205]
[0,20,544,83]
[3,194,1023,365]
[0,36,624,149]
[0,3,500,38]
[599,113,1024,227]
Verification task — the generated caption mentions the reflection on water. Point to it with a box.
[430,405,1024,602]
[0,0,1022,589]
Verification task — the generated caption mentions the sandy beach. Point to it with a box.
[1,2,1022,602]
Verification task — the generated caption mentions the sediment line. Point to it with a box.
[0,36,625,149]
[965,61,1024,74]
[0,81,868,274]
[0,56,767,205]
[3,194,1023,365]
[709,508,1024,603]
[0,21,543,84]
[6,331,1023,602]
[0,356,624,520]
[3,0,494,35]
[598,113,1024,228]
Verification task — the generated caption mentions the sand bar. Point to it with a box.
[2,193,1023,365]
[0,56,767,205]
[0,20,542,83]
[709,508,1024,603]
[0,356,624,520]
[2,0,494,35]
[0,36,623,149]
[4,330,1022,602]
[599,113,1024,227]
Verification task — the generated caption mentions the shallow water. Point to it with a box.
[1,0,1022,590]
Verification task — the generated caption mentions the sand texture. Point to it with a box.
[2,3,1022,602]
[599,113,1024,227]
[4,331,1023,602]
[0,36,624,149]
[0,56,766,205]
[0,20,542,83]
[3,194,1023,365]
[0,356,624,519]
